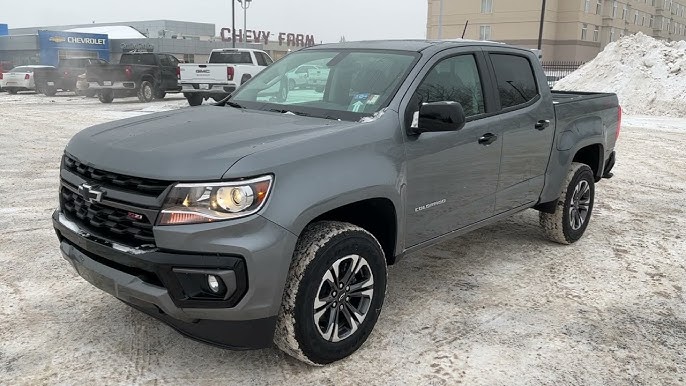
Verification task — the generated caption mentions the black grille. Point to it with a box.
[61,187,156,246]
[63,155,169,196]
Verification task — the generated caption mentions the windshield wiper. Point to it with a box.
[267,108,312,117]
[226,101,244,109]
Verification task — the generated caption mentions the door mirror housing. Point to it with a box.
[411,101,467,134]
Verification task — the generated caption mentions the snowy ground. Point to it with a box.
[1,92,685,385]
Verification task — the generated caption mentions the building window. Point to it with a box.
[612,1,618,17]
[650,15,654,28]
[581,23,588,40]
[610,27,616,42]
[596,0,603,14]
[481,0,493,13]
[183,54,194,63]
[593,25,600,41]
[634,11,639,25]
[479,25,492,40]
[585,0,592,13]
[622,4,628,20]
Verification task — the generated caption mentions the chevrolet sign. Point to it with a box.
[67,36,107,45]
[49,36,66,43]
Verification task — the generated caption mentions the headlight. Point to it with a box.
[158,175,273,225]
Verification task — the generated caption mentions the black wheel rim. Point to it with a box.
[569,180,591,231]
[313,254,374,343]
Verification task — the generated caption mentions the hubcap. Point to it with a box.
[145,86,152,99]
[569,179,591,231]
[313,254,374,343]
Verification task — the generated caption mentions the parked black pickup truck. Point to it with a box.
[83,52,182,103]
[34,57,109,97]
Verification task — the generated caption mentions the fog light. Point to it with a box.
[208,275,221,293]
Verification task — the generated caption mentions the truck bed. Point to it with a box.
[551,90,616,104]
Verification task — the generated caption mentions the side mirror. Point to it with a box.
[411,101,466,134]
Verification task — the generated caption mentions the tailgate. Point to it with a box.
[85,64,127,82]
[179,64,229,84]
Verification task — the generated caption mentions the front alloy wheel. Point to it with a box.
[314,254,374,342]
[275,221,387,365]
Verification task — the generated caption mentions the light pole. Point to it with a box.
[438,0,444,39]
[238,0,252,48]
[231,0,236,48]
[538,0,547,50]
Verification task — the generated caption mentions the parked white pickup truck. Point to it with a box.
[178,48,273,106]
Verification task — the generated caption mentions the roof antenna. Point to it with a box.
[461,20,469,39]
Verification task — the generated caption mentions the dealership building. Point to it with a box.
[0,20,316,68]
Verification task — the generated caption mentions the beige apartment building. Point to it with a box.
[427,0,686,61]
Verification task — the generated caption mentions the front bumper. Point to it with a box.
[53,209,298,349]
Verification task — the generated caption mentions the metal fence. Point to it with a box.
[541,61,585,88]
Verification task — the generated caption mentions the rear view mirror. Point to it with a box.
[411,101,466,134]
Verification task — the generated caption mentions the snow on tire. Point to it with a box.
[274,221,387,365]
[540,162,595,244]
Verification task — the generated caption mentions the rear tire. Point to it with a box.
[7,88,17,95]
[43,87,57,97]
[85,90,97,98]
[186,94,203,106]
[137,80,154,103]
[540,162,595,244]
[98,90,114,103]
[274,221,387,365]
[153,89,166,100]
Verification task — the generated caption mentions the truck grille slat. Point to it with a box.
[63,155,169,196]
[60,187,156,247]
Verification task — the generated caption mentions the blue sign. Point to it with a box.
[0,24,8,36]
[38,30,110,66]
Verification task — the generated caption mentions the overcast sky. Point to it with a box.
[4,0,428,43]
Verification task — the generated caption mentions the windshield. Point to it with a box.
[229,49,419,121]
[209,51,253,64]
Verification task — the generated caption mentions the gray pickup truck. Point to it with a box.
[52,40,620,365]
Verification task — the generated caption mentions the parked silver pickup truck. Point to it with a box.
[53,40,620,366]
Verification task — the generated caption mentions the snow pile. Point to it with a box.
[65,26,146,39]
[554,33,686,117]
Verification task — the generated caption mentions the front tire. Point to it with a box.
[137,80,154,103]
[275,221,387,365]
[540,162,595,244]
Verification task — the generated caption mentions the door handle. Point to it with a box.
[478,133,498,145]
[535,119,550,130]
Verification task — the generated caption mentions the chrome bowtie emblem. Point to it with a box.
[78,184,103,204]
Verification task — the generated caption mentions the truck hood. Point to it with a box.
[65,105,348,181]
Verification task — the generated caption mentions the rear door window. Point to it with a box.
[489,54,539,109]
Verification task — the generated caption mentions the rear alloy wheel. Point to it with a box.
[98,90,114,103]
[540,162,595,244]
[275,221,387,365]
[137,80,154,103]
